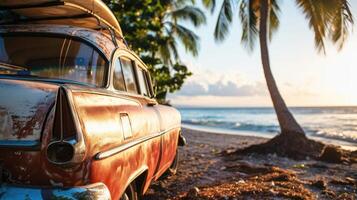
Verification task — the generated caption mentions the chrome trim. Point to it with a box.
[46,140,75,165]
[95,126,180,160]
[0,182,111,200]
[0,140,39,148]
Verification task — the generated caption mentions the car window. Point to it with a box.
[120,58,138,94]
[0,34,107,87]
[146,72,154,97]
[144,71,154,97]
[136,66,150,96]
[113,58,126,91]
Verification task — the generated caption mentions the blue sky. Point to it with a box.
[168,1,357,107]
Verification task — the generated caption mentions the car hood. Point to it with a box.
[0,79,58,142]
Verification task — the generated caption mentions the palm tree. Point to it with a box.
[206,0,353,158]
[104,0,206,102]
[154,0,206,101]
[159,1,206,64]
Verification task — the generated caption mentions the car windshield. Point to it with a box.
[0,34,108,87]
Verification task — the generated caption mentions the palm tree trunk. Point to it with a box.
[259,0,305,135]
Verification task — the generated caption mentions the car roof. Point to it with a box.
[0,0,122,37]
[0,24,127,59]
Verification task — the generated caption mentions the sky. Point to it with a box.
[168,1,357,107]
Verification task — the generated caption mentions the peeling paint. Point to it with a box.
[0,79,57,140]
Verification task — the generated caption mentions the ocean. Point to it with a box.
[178,107,357,150]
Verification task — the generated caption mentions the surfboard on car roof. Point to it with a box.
[0,0,122,36]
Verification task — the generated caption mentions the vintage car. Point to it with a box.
[0,0,185,199]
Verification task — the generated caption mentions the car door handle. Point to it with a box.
[120,113,133,140]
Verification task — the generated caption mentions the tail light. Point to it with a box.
[47,142,75,164]
[47,87,85,165]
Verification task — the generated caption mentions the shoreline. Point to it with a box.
[182,124,357,151]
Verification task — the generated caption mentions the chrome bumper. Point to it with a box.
[0,183,111,200]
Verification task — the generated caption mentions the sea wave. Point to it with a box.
[182,119,357,144]
[307,129,357,143]
[182,119,280,133]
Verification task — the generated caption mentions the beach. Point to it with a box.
[144,128,357,200]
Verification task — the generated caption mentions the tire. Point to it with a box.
[120,181,138,200]
[168,150,179,175]
[160,150,179,179]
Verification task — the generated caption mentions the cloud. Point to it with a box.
[176,80,267,97]
[207,81,265,96]
[176,82,207,96]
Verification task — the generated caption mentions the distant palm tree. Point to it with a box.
[159,1,206,65]
[153,0,207,100]
[205,0,354,157]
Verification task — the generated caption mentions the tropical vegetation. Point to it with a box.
[103,0,206,103]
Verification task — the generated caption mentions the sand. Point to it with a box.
[144,128,357,200]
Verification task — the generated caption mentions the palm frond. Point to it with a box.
[167,6,207,27]
[172,0,196,7]
[269,0,281,41]
[296,0,354,53]
[202,0,216,13]
[158,38,173,65]
[158,38,179,65]
[214,0,236,42]
[168,39,180,62]
[239,0,259,51]
[168,22,200,56]
[296,0,330,53]
[329,0,354,50]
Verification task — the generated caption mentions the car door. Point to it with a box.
[134,62,180,176]
[111,50,163,182]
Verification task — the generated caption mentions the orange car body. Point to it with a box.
[0,1,183,199]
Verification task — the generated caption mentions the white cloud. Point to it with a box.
[176,80,266,97]
[172,60,267,97]
[168,61,325,107]
[176,82,207,96]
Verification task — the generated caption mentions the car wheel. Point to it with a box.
[168,150,179,175]
[120,182,138,200]
[160,150,179,180]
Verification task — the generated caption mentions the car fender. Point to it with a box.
[123,166,149,196]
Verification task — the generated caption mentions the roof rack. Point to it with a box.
[0,0,123,38]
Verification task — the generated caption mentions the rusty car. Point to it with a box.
[0,0,185,199]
